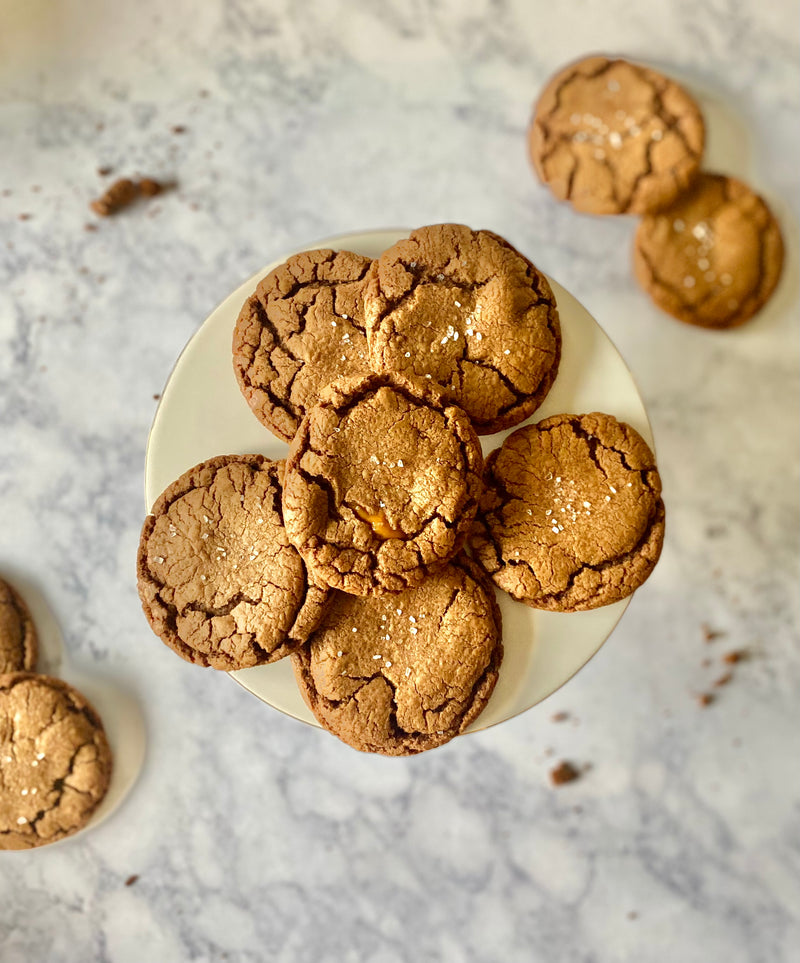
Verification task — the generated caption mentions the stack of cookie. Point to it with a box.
[529,56,784,329]
[0,577,112,849]
[137,224,665,755]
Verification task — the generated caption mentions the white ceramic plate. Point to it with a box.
[145,229,653,732]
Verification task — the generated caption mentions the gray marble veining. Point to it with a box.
[1,1,799,960]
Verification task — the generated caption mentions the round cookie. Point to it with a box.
[0,578,37,674]
[292,556,503,755]
[137,455,331,670]
[363,224,561,435]
[1,673,112,850]
[471,413,665,611]
[233,248,373,442]
[529,55,705,215]
[634,173,784,328]
[283,372,484,596]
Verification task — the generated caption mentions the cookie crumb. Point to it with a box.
[701,624,724,643]
[18,213,32,221]
[627,911,638,921]
[84,223,98,232]
[90,178,138,216]
[139,178,164,197]
[153,393,161,401]
[697,693,714,707]
[714,672,733,687]
[550,761,580,786]
[97,166,114,177]
[723,649,746,664]
[550,711,570,723]
[171,124,187,134]
[124,874,139,887]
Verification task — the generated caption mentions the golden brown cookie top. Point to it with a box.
[363,224,561,434]
[0,578,37,674]
[137,455,331,670]
[471,412,665,611]
[0,673,112,850]
[233,249,373,442]
[283,372,484,596]
[529,55,704,215]
[292,556,503,755]
[634,173,784,328]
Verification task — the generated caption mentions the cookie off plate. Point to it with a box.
[144,229,654,733]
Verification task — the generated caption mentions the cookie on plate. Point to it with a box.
[634,173,784,328]
[363,224,561,434]
[529,55,704,215]
[0,578,37,674]
[1,673,112,850]
[138,455,331,670]
[283,372,484,596]
[292,556,503,755]
[471,412,665,611]
[233,248,373,442]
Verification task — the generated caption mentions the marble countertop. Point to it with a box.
[1,1,798,960]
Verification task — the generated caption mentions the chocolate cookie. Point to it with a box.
[292,556,503,755]
[233,249,373,442]
[1,673,112,850]
[471,413,665,611]
[634,173,784,328]
[0,578,37,674]
[363,224,561,435]
[529,56,704,215]
[138,455,331,669]
[283,373,484,595]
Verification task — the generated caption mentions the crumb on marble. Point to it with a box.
[550,761,580,786]
[723,649,747,664]
[697,692,715,707]
[550,711,570,723]
[124,874,139,887]
[701,623,725,643]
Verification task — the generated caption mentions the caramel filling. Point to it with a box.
[355,507,404,539]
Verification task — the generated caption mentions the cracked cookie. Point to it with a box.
[137,455,331,670]
[0,578,37,674]
[283,372,484,596]
[363,224,561,435]
[292,555,502,755]
[0,673,112,850]
[634,173,784,328]
[233,248,373,442]
[529,55,704,215]
[471,412,665,611]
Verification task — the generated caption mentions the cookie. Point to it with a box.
[292,556,503,755]
[1,673,112,850]
[529,56,704,215]
[363,224,561,435]
[137,455,331,670]
[634,173,784,328]
[283,372,484,595]
[233,248,373,442]
[471,412,665,611]
[0,578,37,674]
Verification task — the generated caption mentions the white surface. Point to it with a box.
[1,2,799,961]
[144,228,652,731]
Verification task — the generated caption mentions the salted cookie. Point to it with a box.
[292,556,503,755]
[363,224,561,435]
[137,455,331,670]
[529,55,704,215]
[0,673,112,850]
[0,578,37,674]
[283,372,484,595]
[233,248,372,442]
[471,413,665,611]
[634,173,784,328]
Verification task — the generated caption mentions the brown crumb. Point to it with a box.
[627,911,638,920]
[18,213,32,220]
[139,177,163,197]
[31,185,41,193]
[702,624,725,643]
[199,89,210,98]
[1,188,12,196]
[96,122,105,131]
[90,177,138,216]
[97,166,114,177]
[84,223,98,232]
[171,124,187,134]
[723,650,746,664]
[714,672,733,687]
[701,658,711,668]
[124,874,139,887]
[153,393,161,401]
[550,761,580,786]
[550,711,570,723]
[697,693,715,707]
